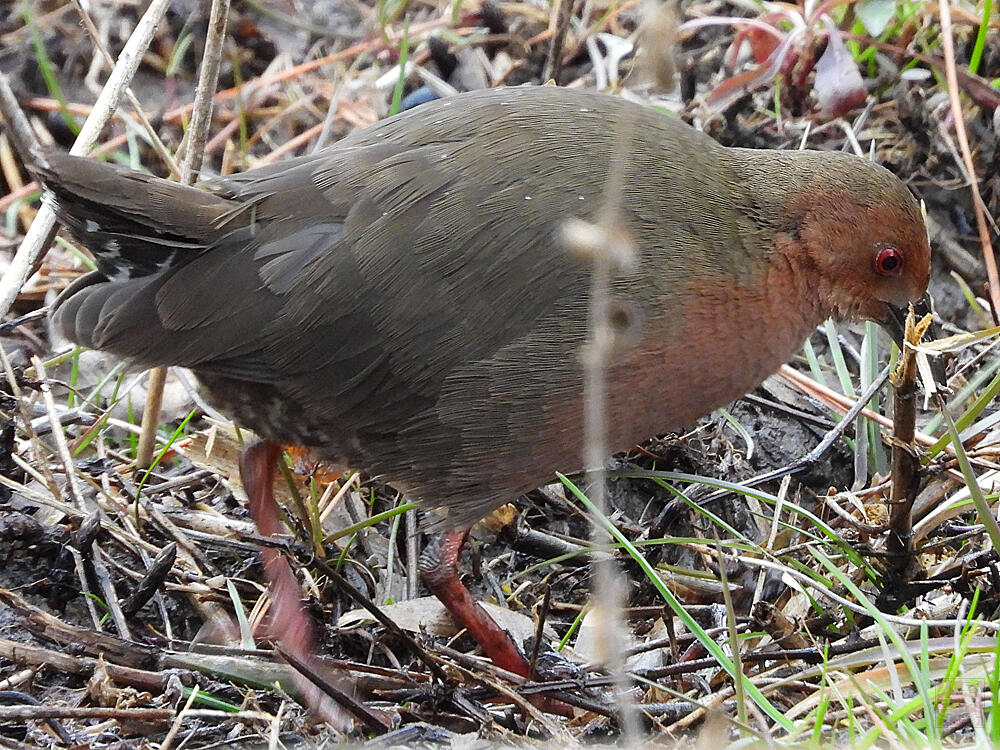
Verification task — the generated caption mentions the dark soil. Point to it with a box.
[0,0,998,746]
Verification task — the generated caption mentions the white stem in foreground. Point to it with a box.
[575,102,642,742]
[583,250,642,744]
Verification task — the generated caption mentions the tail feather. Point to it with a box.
[33,152,241,280]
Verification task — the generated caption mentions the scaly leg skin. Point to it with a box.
[420,528,573,716]
[239,440,349,726]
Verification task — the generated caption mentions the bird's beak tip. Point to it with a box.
[881,291,934,349]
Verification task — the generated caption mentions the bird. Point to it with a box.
[35,84,931,711]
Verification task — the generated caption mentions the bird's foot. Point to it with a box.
[239,440,355,727]
[419,527,573,716]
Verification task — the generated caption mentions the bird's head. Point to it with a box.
[791,153,931,346]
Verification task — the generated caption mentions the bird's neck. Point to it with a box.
[725,148,846,323]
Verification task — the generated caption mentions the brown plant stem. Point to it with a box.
[885,309,933,584]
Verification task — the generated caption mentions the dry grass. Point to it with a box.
[0,0,998,746]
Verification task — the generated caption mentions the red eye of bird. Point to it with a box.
[875,247,904,276]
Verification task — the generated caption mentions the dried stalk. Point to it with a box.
[884,309,933,586]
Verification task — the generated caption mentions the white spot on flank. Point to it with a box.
[85,220,100,232]
[525,195,531,200]
[578,195,585,200]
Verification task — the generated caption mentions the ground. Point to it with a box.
[0,0,998,747]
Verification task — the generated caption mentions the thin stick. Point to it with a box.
[885,311,932,581]
[179,0,231,184]
[68,0,180,178]
[937,0,1000,319]
[135,366,168,472]
[0,74,40,169]
[542,0,574,83]
[574,105,642,743]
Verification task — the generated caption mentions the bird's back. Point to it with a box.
[46,86,804,524]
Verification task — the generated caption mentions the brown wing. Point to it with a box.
[48,86,756,522]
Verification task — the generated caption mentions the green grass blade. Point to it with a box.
[562,473,795,732]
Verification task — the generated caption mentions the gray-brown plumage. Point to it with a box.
[42,85,930,527]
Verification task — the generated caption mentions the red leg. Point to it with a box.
[420,529,533,676]
[420,528,573,716]
[240,440,349,725]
